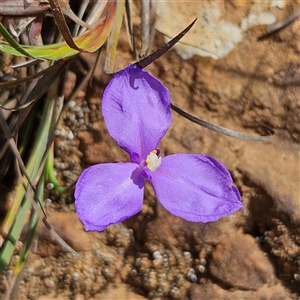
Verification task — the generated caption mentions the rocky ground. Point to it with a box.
[1,1,300,299]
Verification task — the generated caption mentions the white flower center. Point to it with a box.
[146,150,161,172]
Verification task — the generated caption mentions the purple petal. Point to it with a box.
[148,154,243,223]
[102,65,171,162]
[75,163,144,231]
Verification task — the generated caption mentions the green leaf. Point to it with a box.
[0,1,117,60]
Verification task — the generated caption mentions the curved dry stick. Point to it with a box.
[49,0,87,52]
[171,104,275,142]
[0,60,68,111]
[258,10,300,40]
[135,18,197,69]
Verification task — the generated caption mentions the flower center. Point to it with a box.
[146,150,161,172]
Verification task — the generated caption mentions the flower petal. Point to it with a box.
[148,154,243,223]
[75,163,144,231]
[102,65,172,162]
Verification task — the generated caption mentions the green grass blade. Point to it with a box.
[4,176,45,300]
[0,1,117,60]
[45,144,67,194]
[0,23,34,58]
[0,95,55,273]
[15,176,45,274]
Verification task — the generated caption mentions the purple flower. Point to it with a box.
[75,65,242,231]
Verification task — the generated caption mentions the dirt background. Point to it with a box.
[1,1,300,299]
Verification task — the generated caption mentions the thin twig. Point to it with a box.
[135,19,197,69]
[258,10,300,40]
[171,104,275,142]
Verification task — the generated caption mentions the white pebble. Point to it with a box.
[68,100,76,108]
